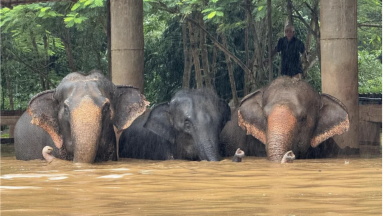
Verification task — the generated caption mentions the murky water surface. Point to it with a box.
[1,145,381,215]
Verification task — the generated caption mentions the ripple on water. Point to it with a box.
[0,173,69,180]
[0,186,41,190]
[109,168,130,171]
[96,173,133,179]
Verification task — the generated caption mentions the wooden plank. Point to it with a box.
[1,110,24,116]
[359,104,382,123]
[1,116,20,125]
[359,121,381,144]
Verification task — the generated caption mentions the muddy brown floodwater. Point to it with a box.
[1,144,382,216]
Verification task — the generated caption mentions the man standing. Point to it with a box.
[265,25,305,78]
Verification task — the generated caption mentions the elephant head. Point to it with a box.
[238,76,349,162]
[143,89,230,161]
[27,70,148,163]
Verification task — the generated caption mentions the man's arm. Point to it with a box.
[264,39,281,64]
[270,48,278,59]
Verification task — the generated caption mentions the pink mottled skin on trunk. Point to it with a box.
[71,96,102,163]
[267,105,297,162]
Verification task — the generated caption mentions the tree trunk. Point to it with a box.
[3,49,14,110]
[222,34,239,107]
[30,31,46,89]
[199,13,213,89]
[244,0,250,95]
[267,0,273,82]
[244,1,258,92]
[211,33,218,84]
[314,7,321,71]
[63,28,77,72]
[188,20,203,89]
[43,34,50,89]
[95,49,102,70]
[182,21,192,89]
[107,0,112,80]
[186,18,252,76]
[5,69,14,110]
[302,18,314,77]
[286,0,294,26]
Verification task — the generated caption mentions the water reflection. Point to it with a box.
[1,145,382,216]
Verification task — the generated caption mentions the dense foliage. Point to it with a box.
[0,0,381,110]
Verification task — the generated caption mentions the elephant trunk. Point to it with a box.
[71,97,103,163]
[267,105,297,162]
[194,132,221,161]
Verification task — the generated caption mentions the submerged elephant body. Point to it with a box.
[119,89,230,161]
[14,70,148,163]
[221,76,349,162]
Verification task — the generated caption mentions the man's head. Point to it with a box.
[284,25,295,41]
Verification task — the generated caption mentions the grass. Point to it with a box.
[1,133,10,138]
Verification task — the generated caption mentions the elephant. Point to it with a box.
[14,70,149,163]
[220,76,349,162]
[119,89,231,161]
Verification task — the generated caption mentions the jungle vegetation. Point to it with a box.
[0,0,382,110]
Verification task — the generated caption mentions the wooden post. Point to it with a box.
[320,0,359,149]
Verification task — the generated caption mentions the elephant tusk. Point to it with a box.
[232,148,245,162]
[42,146,56,164]
[281,150,295,164]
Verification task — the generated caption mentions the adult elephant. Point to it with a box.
[119,89,230,161]
[14,70,148,163]
[220,76,349,162]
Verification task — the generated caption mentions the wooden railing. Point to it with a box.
[1,110,25,142]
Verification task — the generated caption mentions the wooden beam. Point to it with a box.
[359,104,382,123]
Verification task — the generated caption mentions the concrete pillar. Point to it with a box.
[111,0,144,92]
[320,0,359,148]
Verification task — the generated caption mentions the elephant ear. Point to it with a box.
[143,103,176,144]
[311,94,350,147]
[113,86,150,133]
[238,89,267,144]
[27,90,63,149]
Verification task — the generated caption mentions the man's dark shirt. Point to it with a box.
[275,36,305,76]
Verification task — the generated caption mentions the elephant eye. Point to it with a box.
[64,104,70,114]
[103,103,110,113]
[300,116,307,122]
[184,120,192,130]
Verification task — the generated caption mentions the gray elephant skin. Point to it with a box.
[220,76,349,162]
[14,70,148,163]
[119,89,231,161]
